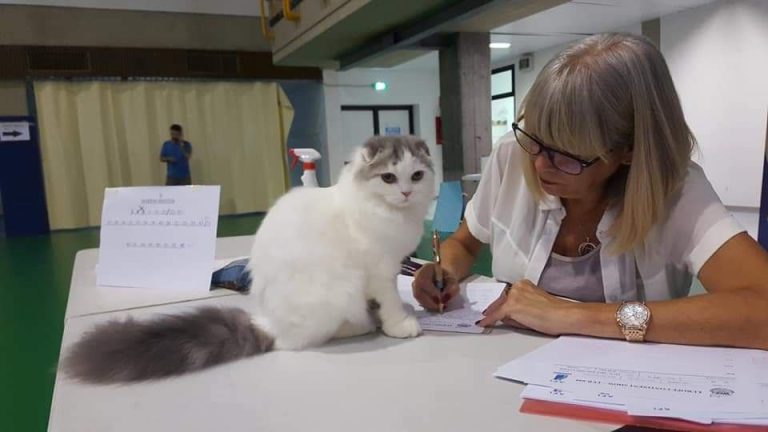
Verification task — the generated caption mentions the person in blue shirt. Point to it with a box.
[160,124,193,186]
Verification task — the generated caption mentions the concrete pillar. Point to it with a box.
[439,32,491,182]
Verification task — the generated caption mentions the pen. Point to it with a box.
[432,230,445,313]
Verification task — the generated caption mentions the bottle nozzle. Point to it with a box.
[288,148,322,168]
[288,149,300,169]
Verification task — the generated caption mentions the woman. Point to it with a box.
[413,33,768,349]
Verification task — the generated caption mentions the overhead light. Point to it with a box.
[489,42,511,49]
[373,81,388,91]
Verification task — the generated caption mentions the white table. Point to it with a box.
[63,236,252,319]
[48,236,615,432]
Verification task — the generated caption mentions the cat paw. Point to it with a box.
[382,316,422,338]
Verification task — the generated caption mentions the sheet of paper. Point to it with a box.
[505,361,756,412]
[523,380,715,424]
[521,384,627,413]
[97,186,220,292]
[703,352,768,425]
[0,121,31,141]
[523,383,719,424]
[517,345,768,426]
[495,336,765,418]
[624,399,714,424]
[397,275,504,334]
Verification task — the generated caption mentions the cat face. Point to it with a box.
[354,136,435,208]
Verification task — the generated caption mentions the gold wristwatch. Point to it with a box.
[616,301,651,342]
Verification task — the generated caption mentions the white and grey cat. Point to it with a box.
[63,136,435,383]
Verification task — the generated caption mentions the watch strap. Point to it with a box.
[621,326,646,342]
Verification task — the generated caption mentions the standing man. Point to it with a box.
[160,124,193,186]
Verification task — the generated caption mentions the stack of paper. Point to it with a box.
[495,336,768,426]
[397,275,504,334]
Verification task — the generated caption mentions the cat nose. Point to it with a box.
[401,191,412,198]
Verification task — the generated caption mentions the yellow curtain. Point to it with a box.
[34,81,293,229]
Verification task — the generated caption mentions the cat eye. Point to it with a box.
[380,173,397,184]
[411,171,424,182]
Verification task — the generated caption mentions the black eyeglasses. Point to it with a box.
[511,122,601,175]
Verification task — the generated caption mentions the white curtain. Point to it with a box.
[35,81,293,229]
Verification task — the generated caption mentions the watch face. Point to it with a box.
[618,303,650,327]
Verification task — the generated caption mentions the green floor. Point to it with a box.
[0,214,491,432]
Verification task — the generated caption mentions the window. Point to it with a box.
[491,65,515,146]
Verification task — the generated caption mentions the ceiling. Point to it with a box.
[385,0,719,72]
[0,0,722,69]
[324,0,720,70]
[274,0,463,68]
[488,0,718,62]
[0,0,262,16]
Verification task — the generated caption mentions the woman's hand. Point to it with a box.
[477,280,577,335]
[412,263,460,312]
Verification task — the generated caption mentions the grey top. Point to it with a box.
[539,246,606,303]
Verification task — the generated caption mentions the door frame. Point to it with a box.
[340,105,415,135]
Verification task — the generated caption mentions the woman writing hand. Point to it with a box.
[412,223,483,312]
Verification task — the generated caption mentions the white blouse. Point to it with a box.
[464,133,745,303]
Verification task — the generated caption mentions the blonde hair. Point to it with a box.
[519,33,695,253]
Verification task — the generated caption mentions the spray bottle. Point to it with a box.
[288,148,322,187]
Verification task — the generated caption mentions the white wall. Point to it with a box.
[730,207,760,239]
[0,0,261,16]
[493,23,643,115]
[323,58,442,184]
[504,42,569,116]
[661,0,768,236]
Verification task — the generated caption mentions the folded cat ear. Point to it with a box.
[361,137,385,164]
[411,137,430,157]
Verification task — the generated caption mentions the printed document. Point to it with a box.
[98,186,220,292]
[496,336,768,424]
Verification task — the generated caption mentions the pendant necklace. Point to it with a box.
[577,223,599,256]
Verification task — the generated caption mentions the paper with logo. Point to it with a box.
[97,186,220,292]
[495,336,766,423]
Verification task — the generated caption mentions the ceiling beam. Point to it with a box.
[338,0,504,70]
[337,0,570,70]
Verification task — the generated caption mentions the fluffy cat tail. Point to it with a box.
[62,306,273,383]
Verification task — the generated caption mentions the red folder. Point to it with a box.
[520,399,768,431]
